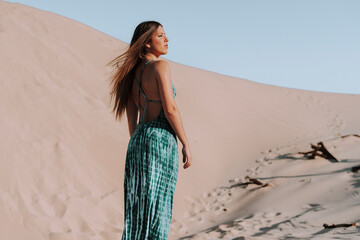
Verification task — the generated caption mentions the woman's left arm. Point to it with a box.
[126,98,138,137]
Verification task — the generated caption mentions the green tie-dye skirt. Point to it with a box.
[122,87,179,240]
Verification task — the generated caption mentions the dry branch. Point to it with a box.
[323,222,356,229]
[244,176,270,188]
[352,165,360,172]
[341,134,360,138]
[246,176,264,185]
[298,141,338,162]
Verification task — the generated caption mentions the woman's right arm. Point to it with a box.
[154,60,192,169]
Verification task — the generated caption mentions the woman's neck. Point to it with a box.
[144,53,159,61]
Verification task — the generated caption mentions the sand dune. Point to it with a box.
[1,1,360,239]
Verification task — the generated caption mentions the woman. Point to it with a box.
[107,21,193,239]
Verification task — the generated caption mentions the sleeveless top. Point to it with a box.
[134,59,162,124]
[134,59,177,138]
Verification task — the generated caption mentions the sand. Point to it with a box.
[1,1,359,239]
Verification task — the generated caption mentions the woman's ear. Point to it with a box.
[145,43,151,48]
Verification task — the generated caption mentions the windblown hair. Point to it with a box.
[107,21,162,120]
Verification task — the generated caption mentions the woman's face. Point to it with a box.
[147,25,169,56]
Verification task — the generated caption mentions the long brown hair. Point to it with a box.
[107,21,162,120]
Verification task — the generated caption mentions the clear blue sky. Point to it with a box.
[7,0,360,94]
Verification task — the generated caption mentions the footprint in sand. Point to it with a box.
[38,194,67,218]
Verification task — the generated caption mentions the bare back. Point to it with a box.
[131,60,162,123]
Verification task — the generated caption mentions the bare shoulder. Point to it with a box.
[152,59,170,72]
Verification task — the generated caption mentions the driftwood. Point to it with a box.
[298,141,338,162]
[323,222,356,229]
[352,165,360,172]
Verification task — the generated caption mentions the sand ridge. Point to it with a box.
[1,1,360,239]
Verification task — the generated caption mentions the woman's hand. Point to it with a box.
[182,145,192,169]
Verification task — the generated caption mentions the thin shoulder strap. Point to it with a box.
[139,59,154,86]
[137,59,154,123]
[135,60,153,102]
